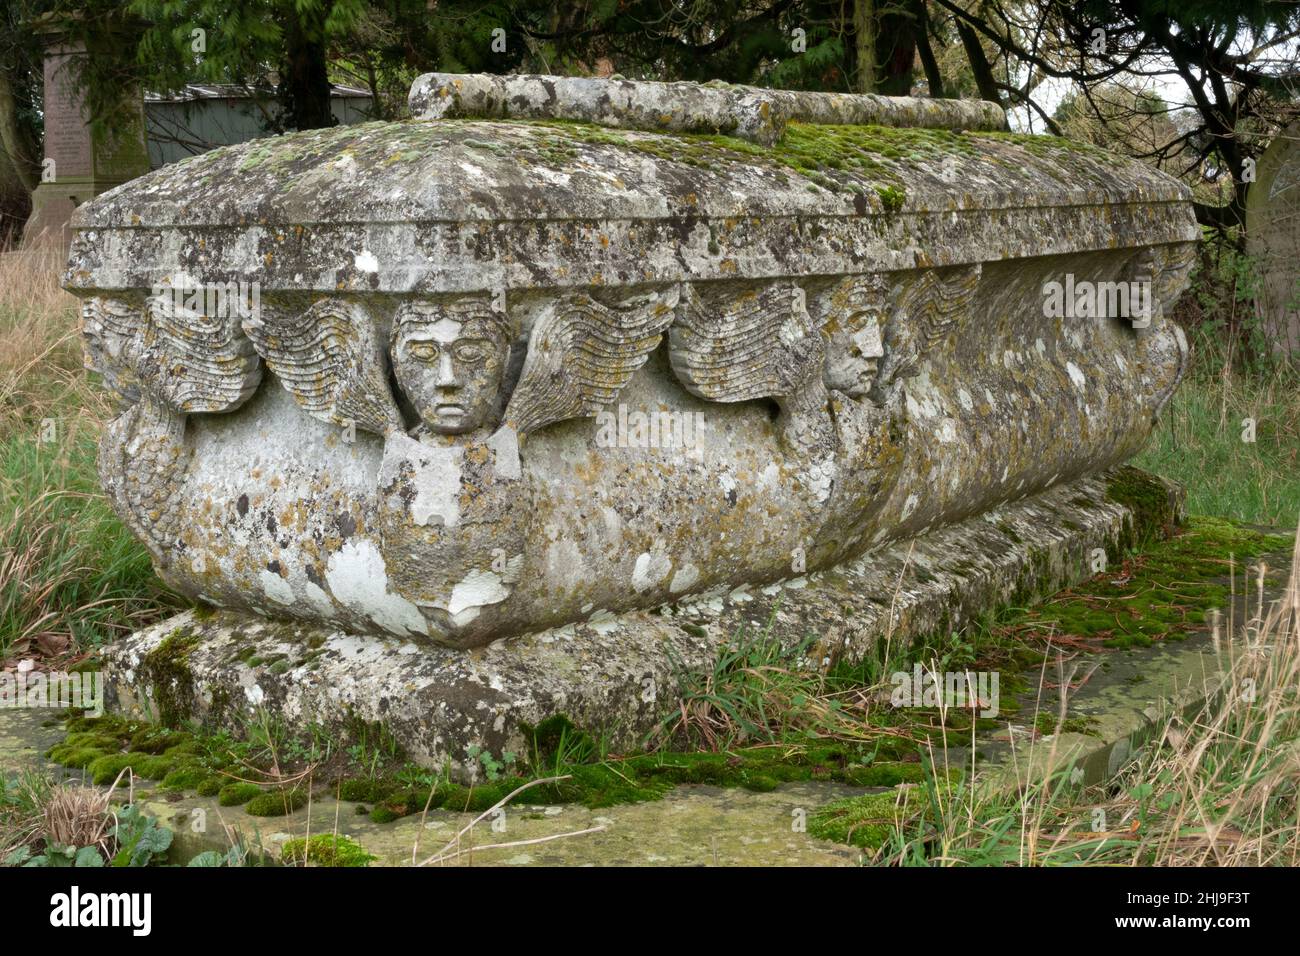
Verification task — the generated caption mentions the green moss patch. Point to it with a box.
[1008,516,1290,651]
[218,783,263,807]
[1105,466,1180,550]
[281,834,375,867]
[137,627,200,726]
[808,787,924,850]
[245,789,307,817]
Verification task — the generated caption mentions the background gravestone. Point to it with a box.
[21,18,149,249]
[1246,119,1300,356]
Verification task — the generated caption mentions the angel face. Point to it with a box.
[824,312,884,398]
[392,303,510,434]
[81,297,144,402]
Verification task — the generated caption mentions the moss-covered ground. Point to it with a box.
[32,506,1291,856]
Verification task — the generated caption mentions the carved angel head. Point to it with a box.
[391,296,512,434]
[81,297,144,402]
[821,277,885,399]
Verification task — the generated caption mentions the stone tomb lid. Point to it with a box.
[66,76,1197,295]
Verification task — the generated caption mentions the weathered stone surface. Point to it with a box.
[62,74,1198,649]
[99,469,1183,779]
[407,72,1008,145]
[1246,120,1300,355]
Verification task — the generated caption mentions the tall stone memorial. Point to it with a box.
[22,18,149,249]
[62,74,1196,774]
[1247,119,1300,356]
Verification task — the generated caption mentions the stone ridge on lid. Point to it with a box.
[407,72,1008,146]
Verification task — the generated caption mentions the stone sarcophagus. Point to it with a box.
[64,74,1196,664]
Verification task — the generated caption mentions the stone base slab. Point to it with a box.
[102,468,1183,780]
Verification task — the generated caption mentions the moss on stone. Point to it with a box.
[337,778,386,803]
[160,766,210,790]
[1106,466,1179,550]
[218,782,263,806]
[876,184,906,213]
[808,787,923,850]
[126,755,176,780]
[138,627,201,727]
[1034,712,1099,736]
[45,745,104,769]
[1006,515,1290,651]
[128,728,188,754]
[368,805,402,824]
[281,834,375,867]
[245,789,307,817]
[87,754,135,785]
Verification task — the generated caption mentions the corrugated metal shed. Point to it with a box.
[144,84,374,169]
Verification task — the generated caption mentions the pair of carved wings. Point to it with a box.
[235,287,687,437]
[244,283,819,438]
[81,294,262,415]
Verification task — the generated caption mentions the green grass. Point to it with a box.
[1133,321,1300,529]
[0,432,170,660]
[815,584,1300,864]
[0,252,178,663]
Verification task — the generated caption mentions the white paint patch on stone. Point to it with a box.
[380,432,464,527]
[325,539,428,636]
[1066,361,1086,389]
[451,606,481,627]
[448,569,511,616]
[957,388,974,412]
[487,425,521,480]
[354,249,379,273]
[631,550,672,593]
[669,563,700,593]
[259,570,295,606]
[587,609,620,634]
[303,581,335,616]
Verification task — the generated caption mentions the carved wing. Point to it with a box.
[504,287,679,435]
[876,264,981,389]
[82,294,261,414]
[668,281,823,402]
[242,297,403,436]
[98,395,190,569]
[147,292,263,413]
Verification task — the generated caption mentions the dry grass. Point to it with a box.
[0,249,106,435]
[42,783,114,855]
[0,251,176,663]
[844,526,1300,866]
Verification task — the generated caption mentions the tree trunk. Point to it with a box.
[281,13,335,131]
[912,0,945,97]
[955,19,1002,105]
[854,0,880,93]
[0,68,38,193]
